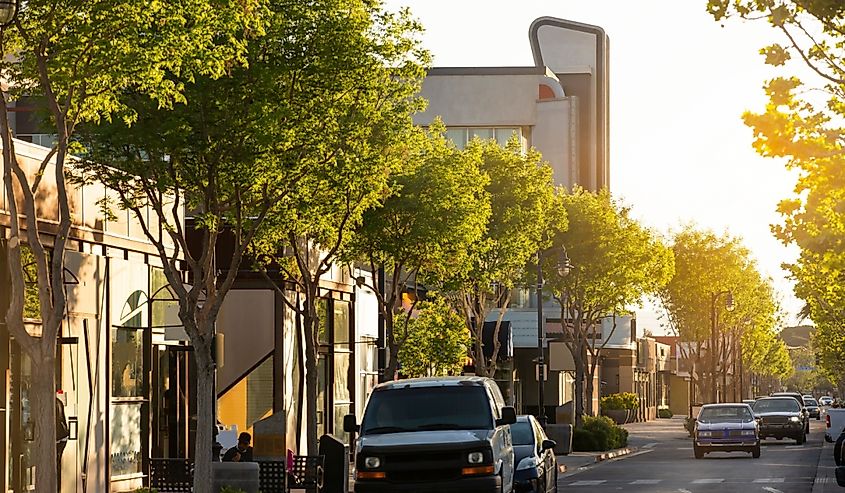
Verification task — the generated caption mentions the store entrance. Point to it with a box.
[150,345,196,459]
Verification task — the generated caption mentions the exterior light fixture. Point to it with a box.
[0,0,19,28]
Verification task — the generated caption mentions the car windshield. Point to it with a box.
[753,399,800,413]
[698,406,753,423]
[511,421,535,446]
[804,398,818,406]
[361,386,493,435]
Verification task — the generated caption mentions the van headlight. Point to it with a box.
[364,457,381,469]
[516,456,539,471]
[698,431,712,437]
[790,417,801,423]
[467,452,484,464]
[741,430,756,436]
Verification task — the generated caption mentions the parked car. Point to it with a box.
[804,396,822,420]
[693,403,760,459]
[834,430,845,486]
[753,397,807,444]
[742,399,756,406]
[511,415,558,493]
[771,392,811,434]
[821,396,834,407]
[344,376,516,493]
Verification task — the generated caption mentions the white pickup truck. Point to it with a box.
[826,408,845,442]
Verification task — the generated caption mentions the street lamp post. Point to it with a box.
[536,247,572,428]
[710,290,734,403]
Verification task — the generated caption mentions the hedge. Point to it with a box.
[572,415,629,451]
[658,408,673,419]
[600,392,639,410]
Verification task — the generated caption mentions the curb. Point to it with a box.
[594,447,636,463]
[813,438,834,493]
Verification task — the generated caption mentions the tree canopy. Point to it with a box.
[347,123,489,379]
[706,0,845,391]
[398,297,471,378]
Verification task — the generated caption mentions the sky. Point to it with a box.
[383,0,805,334]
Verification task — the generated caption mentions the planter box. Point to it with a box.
[602,409,629,425]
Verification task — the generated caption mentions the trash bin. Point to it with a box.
[211,462,260,493]
[545,424,573,456]
[319,434,349,493]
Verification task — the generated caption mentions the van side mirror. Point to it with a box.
[343,414,359,433]
[497,406,517,426]
[541,439,557,451]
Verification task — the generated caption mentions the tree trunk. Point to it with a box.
[31,351,57,493]
[573,352,585,428]
[585,357,598,417]
[385,309,399,381]
[192,342,215,493]
[473,329,488,377]
[303,308,319,454]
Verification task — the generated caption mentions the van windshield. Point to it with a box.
[361,386,493,435]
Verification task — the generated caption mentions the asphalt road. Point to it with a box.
[557,418,826,493]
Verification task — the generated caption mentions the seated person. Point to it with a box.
[222,432,254,462]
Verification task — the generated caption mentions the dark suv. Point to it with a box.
[753,397,806,444]
[345,377,516,493]
[772,392,811,434]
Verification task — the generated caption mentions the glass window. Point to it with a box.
[317,355,327,437]
[112,326,143,397]
[469,128,494,141]
[445,128,467,149]
[361,386,493,434]
[111,403,143,476]
[333,301,350,345]
[317,299,329,345]
[333,353,351,402]
[495,128,520,146]
[510,421,535,446]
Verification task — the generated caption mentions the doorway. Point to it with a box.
[150,345,195,460]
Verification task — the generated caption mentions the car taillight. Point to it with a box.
[827,414,831,428]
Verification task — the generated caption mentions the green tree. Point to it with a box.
[0,1,254,491]
[398,297,471,378]
[447,139,558,378]
[706,0,845,390]
[544,188,673,427]
[348,123,489,380]
[78,0,426,483]
[659,226,789,403]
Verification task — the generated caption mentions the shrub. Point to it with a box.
[600,392,639,410]
[572,415,629,451]
[572,428,598,451]
[658,408,673,419]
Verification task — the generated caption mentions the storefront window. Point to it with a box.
[111,403,143,476]
[112,325,144,397]
[333,301,350,345]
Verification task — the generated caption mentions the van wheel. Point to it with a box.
[694,445,705,459]
[752,445,761,458]
[796,433,805,445]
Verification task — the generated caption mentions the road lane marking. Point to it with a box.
[692,479,724,484]
[753,478,785,483]
[762,488,784,493]
[570,480,607,486]
[643,442,658,449]
[678,489,693,493]
[631,479,661,484]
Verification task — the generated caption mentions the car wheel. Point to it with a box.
[752,445,761,459]
[552,468,558,493]
[694,445,705,459]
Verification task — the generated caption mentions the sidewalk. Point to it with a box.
[812,437,838,493]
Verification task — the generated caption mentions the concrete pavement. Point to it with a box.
[557,416,827,492]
